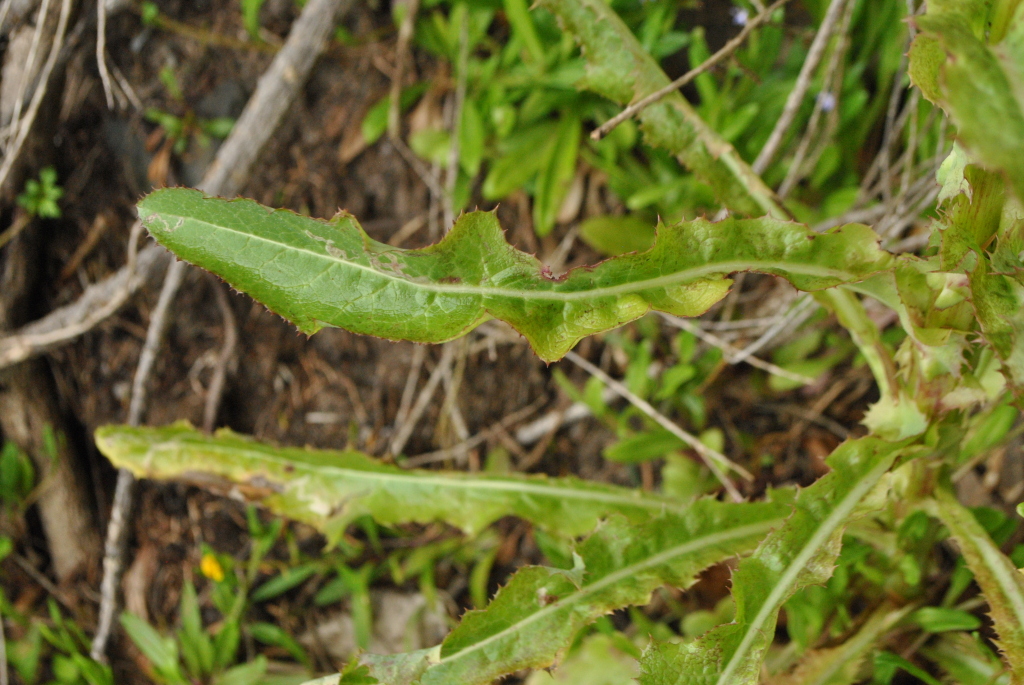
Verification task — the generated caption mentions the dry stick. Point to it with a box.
[0,0,71,192]
[777,0,855,199]
[90,0,352,661]
[10,0,53,129]
[752,0,848,175]
[387,0,420,138]
[202,282,238,432]
[96,0,115,109]
[0,607,7,685]
[591,0,790,141]
[394,344,427,432]
[563,351,750,502]
[731,294,817,364]
[389,343,455,457]
[403,398,544,468]
[658,313,815,385]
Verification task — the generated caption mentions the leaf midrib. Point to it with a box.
[137,440,683,512]
[714,450,897,685]
[152,211,868,302]
[431,517,785,675]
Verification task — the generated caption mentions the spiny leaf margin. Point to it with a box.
[95,422,685,543]
[323,500,790,685]
[138,189,894,362]
[639,436,911,685]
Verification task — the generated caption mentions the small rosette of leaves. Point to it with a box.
[138,189,892,362]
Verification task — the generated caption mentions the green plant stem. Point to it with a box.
[815,288,896,399]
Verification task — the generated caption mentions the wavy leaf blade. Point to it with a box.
[357,501,790,685]
[540,0,787,219]
[138,189,893,362]
[95,422,685,542]
[928,486,1024,684]
[910,2,1024,202]
[639,436,909,685]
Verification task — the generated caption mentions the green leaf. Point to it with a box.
[579,215,657,256]
[766,602,912,685]
[911,1,1024,202]
[911,606,983,632]
[137,189,893,363]
[927,485,1024,683]
[249,622,311,669]
[920,632,1012,685]
[213,656,267,685]
[178,581,215,678]
[119,613,185,684]
[639,436,909,685]
[533,111,581,237]
[95,422,689,545]
[354,499,789,685]
[540,0,788,219]
[252,563,319,602]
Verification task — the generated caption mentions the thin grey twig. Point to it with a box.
[0,605,7,685]
[592,0,790,141]
[659,313,815,385]
[563,351,750,502]
[388,0,420,138]
[402,398,544,468]
[202,282,238,432]
[90,0,352,661]
[389,343,455,457]
[394,344,426,431]
[0,0,72,192]
[96,0,115,109]
[731,294,817,364]
[752,0,848,174]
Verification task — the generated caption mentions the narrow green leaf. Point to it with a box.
[766,602,912,685]
[95,422,688,544]
[927,485,1024,683]
[540,0,788,219]
[533,111,581,237]
[138,189,893,362]
[920,632,1012,685]
[639,436,909,685]
[355,500,789,685]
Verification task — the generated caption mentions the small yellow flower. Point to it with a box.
[200,553,225,582]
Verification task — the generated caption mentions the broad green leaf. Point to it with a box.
[95,422,687,544]
[765,602,912,685]
[926,485,1024,683]
[539,0,788,219]
[137,189,894,362]
[639,436,909,685]
[911,2,1024,202]
[347,500,789,685]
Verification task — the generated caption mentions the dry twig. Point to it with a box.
[563,351,750,502]
[90,0,353,660]
[389,343,455,457]
[752,0,848,175]
[592,0,791,141]
[202,282,238,432]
